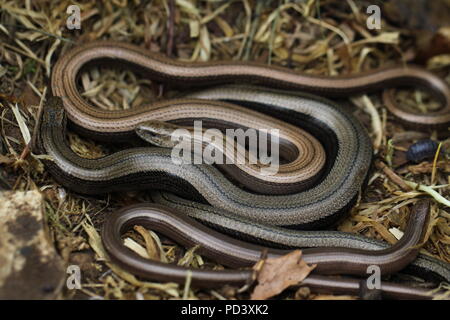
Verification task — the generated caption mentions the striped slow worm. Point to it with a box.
[39,92,450,286]
[40,42,450,293]
[52,42,450,131]
[101,201,436,299]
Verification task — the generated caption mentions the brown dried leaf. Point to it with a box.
[0,154,14,165]
[408,161,449,174]
[250,250,316,300]
[134,225,165,262]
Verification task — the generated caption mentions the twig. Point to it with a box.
[431,142,442,185]
[404,181,450,207]
[353,95,383,152]
[243,0,265,61]
[0,23,74,43]
[167,0,176,57]
[182,270,192,299]
[268,0,281,65]
[375,160,411,191]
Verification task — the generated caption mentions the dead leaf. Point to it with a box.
[250,250,316,300]
[134,225,165,262]
[0,154,14,165]
[408,161,449,174]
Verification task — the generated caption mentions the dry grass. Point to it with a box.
[0,0,448,300]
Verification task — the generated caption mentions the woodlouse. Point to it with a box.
[406,140,442,163]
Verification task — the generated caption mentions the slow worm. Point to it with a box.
[38,95,450,284]
[40,41,450,289]
[52,42,450,131]
[101,201,436,299]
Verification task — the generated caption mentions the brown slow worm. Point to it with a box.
[52,41,450,131]
[39,42,450,290]
[37,97,450,286]
[101,201,437,299]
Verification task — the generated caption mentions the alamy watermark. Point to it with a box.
[366,265,381,290]
[153,120,281,175]
[66,265,81,290]
[66,5,81,30]
[366,5,381,30]
[66,4,382,31]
